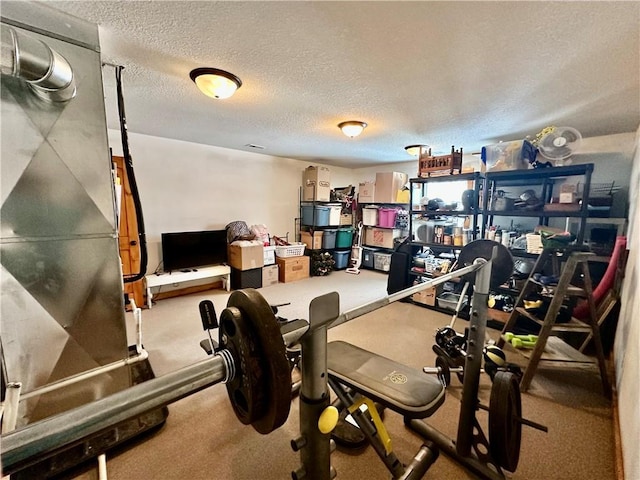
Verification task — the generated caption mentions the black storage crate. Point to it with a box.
[231,267,263,289]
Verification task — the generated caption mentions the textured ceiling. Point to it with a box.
[44,1,639,168]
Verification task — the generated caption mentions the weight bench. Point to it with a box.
[327,340,445,479]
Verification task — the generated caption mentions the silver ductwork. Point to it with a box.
[1,23,76,102]
[1,1,131,428]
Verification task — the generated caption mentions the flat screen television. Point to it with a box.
[161,230,227,272]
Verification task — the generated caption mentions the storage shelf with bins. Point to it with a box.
[299,198,354,273]
[360,202,409,273]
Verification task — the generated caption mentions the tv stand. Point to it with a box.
[144,265,231,308]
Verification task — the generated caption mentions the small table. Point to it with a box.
[144,265,231,308]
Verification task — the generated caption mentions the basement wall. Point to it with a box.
[108,129,354,273]
[613,127,639,480]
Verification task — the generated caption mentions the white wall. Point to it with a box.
[112,130,636,272]
[108,130,354,272]
[613,128,639,480]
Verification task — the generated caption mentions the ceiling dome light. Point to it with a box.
[338,121,367,138]
[405,144,429,156]
[189,67,242,99]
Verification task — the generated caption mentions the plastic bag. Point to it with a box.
[250,224,270,245]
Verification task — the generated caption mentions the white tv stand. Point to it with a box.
[144,264,231,308]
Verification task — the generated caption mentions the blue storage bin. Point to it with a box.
[336,227,354,248]
[301,205,314,226]
[302,205,335,226]
[322,229,338,249]
[314,206,330,226]
[333,250,350,269]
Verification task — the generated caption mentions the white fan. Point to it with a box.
[537,126,582,161]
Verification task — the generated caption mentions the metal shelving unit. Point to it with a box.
[480,164,594,243]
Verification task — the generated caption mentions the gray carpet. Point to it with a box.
[72,269,615,480]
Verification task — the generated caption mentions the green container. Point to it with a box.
[336,227,354,248]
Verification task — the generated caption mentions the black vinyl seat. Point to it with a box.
[327,341,445,419]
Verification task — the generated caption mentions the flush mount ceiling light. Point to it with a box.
[338,121,367,138]
[404,145,429,156]
[189,67,242,99]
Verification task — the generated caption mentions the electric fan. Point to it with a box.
[537,126,582,162]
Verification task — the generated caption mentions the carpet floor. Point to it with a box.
[67,269,615,480]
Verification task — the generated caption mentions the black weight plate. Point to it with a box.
[220,307,266,425]
[489,371,522,472]
[457,240,514,288]
[225,289,292,434]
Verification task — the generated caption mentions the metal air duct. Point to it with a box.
[1,23,76,102]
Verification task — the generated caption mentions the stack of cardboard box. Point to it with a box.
[227,242,264,289]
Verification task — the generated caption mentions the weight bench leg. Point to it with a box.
[329,378,438,479]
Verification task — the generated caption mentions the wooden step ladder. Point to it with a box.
[497,247,611,397]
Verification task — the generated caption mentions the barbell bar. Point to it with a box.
[2,240,513,476]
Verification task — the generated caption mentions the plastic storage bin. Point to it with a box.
[437,292,467,311]
[481,140,536,172]
[333,250,350,269]
[377,208,398,228]
[301,205,330,226]
[336,228,354,248]
[301,205,314,226]
[373,252,392,272]
[322,229,337,249]
[362,246,379,269]
[328,204,342,226]
[362,207,379,226]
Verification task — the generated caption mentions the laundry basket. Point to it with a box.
[275,243,306,258]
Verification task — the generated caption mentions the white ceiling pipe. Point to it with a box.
[0,24,76,102]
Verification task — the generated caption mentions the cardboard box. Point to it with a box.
[358,181,375,203]
[364,227,403,249]
[340,213,353,226]
[412,286,437,306]
[228,243,265,271]
[262,264,279,287]
[276,255,310,283]
[303,166,331,202]
[559,192,576,204]
[374,172,409,203]
[300,230,323,250]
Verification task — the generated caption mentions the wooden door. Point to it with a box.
[113,156,145,309]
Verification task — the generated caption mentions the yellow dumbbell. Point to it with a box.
[504,332,538,343]
[511,337,537,349]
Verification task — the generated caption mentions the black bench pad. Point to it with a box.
[327,341,445,419]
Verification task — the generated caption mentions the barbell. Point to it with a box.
[1,240,518,476]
